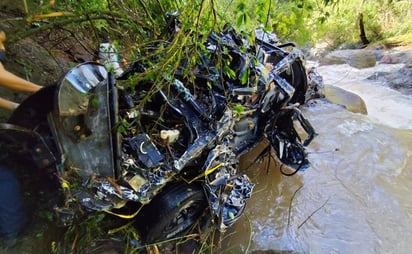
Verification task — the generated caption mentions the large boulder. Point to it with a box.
[324,85,368,114]
[320,49,377,69]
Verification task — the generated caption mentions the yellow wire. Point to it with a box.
[188,162,224,183]
[105,163,225,219]
[104,206,143,219]
[107,220,135,235]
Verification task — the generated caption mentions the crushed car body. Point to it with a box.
[0,23,323,243]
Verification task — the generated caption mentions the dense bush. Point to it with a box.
[9,0,412,54]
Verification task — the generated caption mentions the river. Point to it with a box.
[222,63,412,253]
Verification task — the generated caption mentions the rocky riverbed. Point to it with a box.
[315,45,412,96]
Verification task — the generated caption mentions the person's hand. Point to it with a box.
[0,31,6,51]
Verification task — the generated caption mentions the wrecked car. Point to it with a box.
[0,26,319,244]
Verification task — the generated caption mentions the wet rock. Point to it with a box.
[367,66,412,95]
[307,42,332,60]
[320,49,377,69]
[367,49,412,95]
[319,52,346,65]
[370,49,385,62]
[380,54,401,64]
[323,85,368,114]
[336,42,365,50]
[379,50,412,64]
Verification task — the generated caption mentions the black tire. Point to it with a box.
[135,182,208,244]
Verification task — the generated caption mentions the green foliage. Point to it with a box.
[216,0,314,45]
[309,0,412,47]
[20,0,409,73]
[13,0,412,57]
[58,212,109,252]
[234,104,244,115]
[58,0,108,13]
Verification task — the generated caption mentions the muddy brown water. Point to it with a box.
[222,63,412,253]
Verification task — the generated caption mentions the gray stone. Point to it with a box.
[380,50,412,64]
[367,66,412,95]
[320,49,377,69]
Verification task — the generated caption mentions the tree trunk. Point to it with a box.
[358,12,370,46]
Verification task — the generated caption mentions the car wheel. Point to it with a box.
[135,182,208,244]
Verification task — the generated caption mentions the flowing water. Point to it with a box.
[222,63,412,253]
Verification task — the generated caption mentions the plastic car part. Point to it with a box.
[49,63,117,179]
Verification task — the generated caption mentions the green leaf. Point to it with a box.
[223,65,236,79]
[236,2,246,12]
[145,71,155,81]
[240,69,249,85]
[234,104,244,115]
[90,97,99,107]
[117,123,127,135]
[95,213,106,223]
